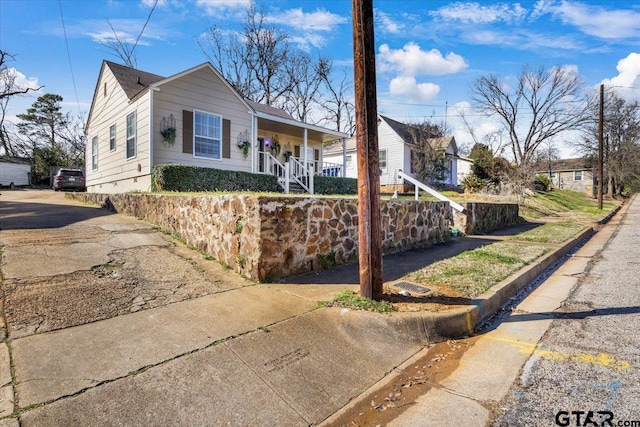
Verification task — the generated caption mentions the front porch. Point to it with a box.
[244,101,349,194]
[256,150,345,194]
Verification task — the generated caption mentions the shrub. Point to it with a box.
[152,164,280,192]
[462,175,488,193]
[533,174,551,191]
[314,176,358,195]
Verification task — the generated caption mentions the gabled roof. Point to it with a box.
[379,115,456,152]
[541,158,595,172]
[379,115,413,142]
[0,156,31,165]
[324,137,356,155]
[246,100,294,120]
[105,60,164,100]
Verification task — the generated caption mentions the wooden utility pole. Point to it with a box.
[352,0,383,300]
[598,84,604,210]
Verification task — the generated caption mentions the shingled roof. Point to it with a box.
[104,60,165,100]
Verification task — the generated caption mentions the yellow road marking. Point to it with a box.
[485,334,630,370]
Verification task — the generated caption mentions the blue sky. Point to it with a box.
[2,0,640,155]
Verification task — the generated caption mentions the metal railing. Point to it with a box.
[397,170,466,213]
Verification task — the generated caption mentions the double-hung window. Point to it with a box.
[379,150,388,169]
[109,124,116,151]
[92,136,98,170]
[194,110,221,160]
[126,112,136,159]
[574,170,582,181]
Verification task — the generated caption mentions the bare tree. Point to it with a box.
[406,120,449,185]
[199,1,351,129]
[575,89,640,196]
[471,65,590,177]
[0,50,43,156]
[200,3,293,107]
[100,0,158,68]
[319,68,355,135]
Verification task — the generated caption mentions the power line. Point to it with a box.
[58,0,82,116]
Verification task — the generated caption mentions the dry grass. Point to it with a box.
[409,242,550,298]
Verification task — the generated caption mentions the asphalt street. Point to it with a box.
[490,195,640,427]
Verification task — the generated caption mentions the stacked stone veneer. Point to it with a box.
[69,193,452,282]
[454,202,520,235]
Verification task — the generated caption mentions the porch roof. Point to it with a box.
[251,109,349,144]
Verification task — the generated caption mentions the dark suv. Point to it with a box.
[53,168,86,191]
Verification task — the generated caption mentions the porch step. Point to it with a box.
[287,181,306,194]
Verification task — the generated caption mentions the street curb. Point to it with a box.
[374,226,596,344]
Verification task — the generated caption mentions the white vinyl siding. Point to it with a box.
[126,112,136,159]
[92,136,98,170]
[85,64,151,192]
[193,110,221,160]
[109,124,116,151]
[152,66,252,171]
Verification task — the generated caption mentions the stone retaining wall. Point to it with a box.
[455,202,520,235]
[69,193,452,282]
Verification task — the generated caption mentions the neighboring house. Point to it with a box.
[456,156,474,184]
[323,115,460,192]
[84,60,348,194]
[536,158,596,195]
[0,156,30,186]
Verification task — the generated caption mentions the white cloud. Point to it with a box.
[530,0,554,20]
[376,10,404,34]
[265,7,347,50]
[267,8,346,32]
[195,0,250,16]
[465,29,581,51]
[389,76,440,102]
[0,68,41,93]
[431,2,527,24]
[601,53,640,99]
[378,43,468,76]
[551,1,640,39]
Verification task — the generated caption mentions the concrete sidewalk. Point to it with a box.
[0,189,618,426]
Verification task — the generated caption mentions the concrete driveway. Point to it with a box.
[0,190,425,426]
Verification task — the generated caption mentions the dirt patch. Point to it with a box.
[2,245,247,338]
[381,283,471,313]
[325,336,480,426]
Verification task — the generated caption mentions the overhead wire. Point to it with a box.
[58,0,82,116]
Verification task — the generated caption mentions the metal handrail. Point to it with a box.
[397,170,466,213]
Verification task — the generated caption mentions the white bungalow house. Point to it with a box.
[323,115,461,192]
[84,60,348,194]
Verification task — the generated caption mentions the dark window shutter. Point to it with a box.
[222,119,231,159]
[294,145,300,157]
[182,110,193,154]
[410,150,414,173]
[314,149,320,161]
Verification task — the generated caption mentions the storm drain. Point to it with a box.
[393,281,431,295]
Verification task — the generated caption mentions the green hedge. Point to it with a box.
[314,176,358,195]
[152,164,280,192]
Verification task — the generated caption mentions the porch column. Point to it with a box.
[303,128,308,175]
[342,137,347,177]
[250,113,257,173]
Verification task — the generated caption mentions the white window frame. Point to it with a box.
[346,155,353,169]
[379,150,387,169]
[574,170,583,181]
[193,109,222,160]
[92,136,98,170]
[126,112,136,159]
[109,124,116,152]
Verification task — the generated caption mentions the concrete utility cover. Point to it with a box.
[393,281,431,295]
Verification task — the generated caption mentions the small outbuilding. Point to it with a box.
[0,156,31,186]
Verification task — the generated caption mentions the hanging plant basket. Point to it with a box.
[161,127,177,146]
[237,140,250,158]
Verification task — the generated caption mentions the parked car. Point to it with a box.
[53,168,86,191]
